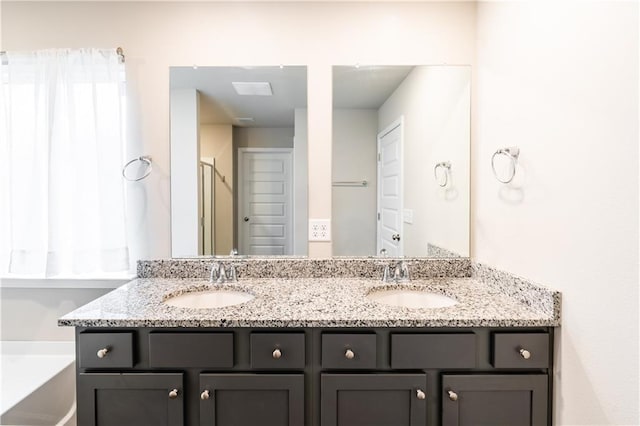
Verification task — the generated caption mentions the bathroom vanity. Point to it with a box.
[59,258,560,426]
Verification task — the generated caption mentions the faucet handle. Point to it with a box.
[209,262,220,283]
[226,263,238,282]
[381,264,392,282]
[398,260,411,282]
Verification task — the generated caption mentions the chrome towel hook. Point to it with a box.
[434,161,451,187]
[491,147,519,184]
[122,156,152,181]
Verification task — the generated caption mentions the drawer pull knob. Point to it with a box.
[168,389,179,399]
[416,389,426,400]
[448,390,458,401]
[272,348,282,359]
[96,348,109,358]
[200,390,210,400]
[519,348,531,359]
[344,349,355,360]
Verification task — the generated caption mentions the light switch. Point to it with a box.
[403,209,414,224]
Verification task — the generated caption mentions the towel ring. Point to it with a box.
[491,147,519,184]
[122,156,152,181]
[434,161,451,187]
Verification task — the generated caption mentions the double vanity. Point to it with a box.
[59,257,560,426]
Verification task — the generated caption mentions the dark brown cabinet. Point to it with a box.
[77,372,184,426]
[442,374,548,426]
[74,327,553,426]
[321,373,427,426]
[199,373,304,426]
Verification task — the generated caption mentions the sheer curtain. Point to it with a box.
[0,48,129,276]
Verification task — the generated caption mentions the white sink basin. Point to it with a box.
[164,289,254,309]
[367,288,458,309]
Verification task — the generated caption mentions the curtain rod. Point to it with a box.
[0,48,125,63]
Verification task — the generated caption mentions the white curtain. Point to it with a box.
[0,48,129,276]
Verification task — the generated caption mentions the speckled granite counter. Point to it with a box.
[59,274,560,328]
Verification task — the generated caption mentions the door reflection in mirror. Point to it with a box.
[170,66,307,257]
[332,65,470,257]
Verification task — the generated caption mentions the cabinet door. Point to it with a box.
[200,373,304,426]
[442,374,548,426]
[321,373,427,426]
[77,372,183,426]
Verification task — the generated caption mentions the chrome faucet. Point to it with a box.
[380,260,411,283]
[209,249,242,284]
[209,261,235,284]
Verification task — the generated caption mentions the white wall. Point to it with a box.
[200,124,233,255]
[0,283,117,341]
[474,2,639,425]
[379,66,470,256]
[294,109,309,256]
[332,109,378,255]
[169,88,200,257]
[0,1,477,259]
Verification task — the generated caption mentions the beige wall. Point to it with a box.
[233,127,294,149]
[332,109,378,256]
[200,124,233,255]
[0,1,477,259]
[379,66,470,256]
[475,2,638,424]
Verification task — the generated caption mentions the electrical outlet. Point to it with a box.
[309,219,331,241]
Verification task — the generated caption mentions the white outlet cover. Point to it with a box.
[309,219,331,241]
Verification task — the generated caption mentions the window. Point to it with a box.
[0,48,129,277]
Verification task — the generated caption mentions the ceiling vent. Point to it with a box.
[232,82,273,96]
[235,117,255,123]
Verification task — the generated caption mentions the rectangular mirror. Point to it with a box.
[170,66,308,257]
[332,65,470,257]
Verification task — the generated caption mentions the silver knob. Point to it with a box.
[416,389,426,400]
[272,348,282,359]
[448,390,458,401]
[200,390,210,400]
[519,348,531,359]
[96,348,109,358]
[345,349,355,360]
[169,389,179,399]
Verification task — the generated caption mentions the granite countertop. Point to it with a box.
[58,276,559,328]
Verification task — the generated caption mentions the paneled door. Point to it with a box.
[377,118,404,255]
[76,372,184,426]
[321,373,427,426]
[238,148,293,255]
[199,373,304,426]
[442,374,548,426]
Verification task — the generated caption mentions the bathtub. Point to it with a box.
[0,341,76,426]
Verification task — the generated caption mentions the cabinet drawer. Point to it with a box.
[79,332,134,369]
[492,333,550,369]
[391,333,476,369]
[251,333,305,369]
[322,334,376,369]
[149,332,233,368]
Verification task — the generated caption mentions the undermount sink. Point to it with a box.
[164,289,254,309]
[367,288,458,309]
